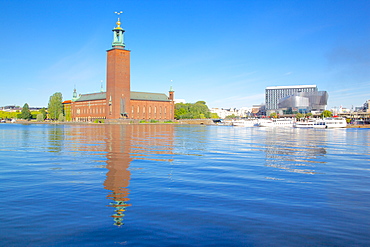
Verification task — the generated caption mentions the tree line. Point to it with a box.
[174,101,219,119]
[0,92,64,121]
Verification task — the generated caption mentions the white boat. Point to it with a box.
[294,118,347,128]
[294,119,326,128]
[258,118,294,127]
[323,118,347,128]
[232,119,258,127]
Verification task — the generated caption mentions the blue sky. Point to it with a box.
[1,0,369,109]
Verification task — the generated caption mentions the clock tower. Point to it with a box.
[106,12,131,119]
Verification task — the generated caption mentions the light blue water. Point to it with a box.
[0,123,369,246]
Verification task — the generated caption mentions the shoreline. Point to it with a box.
[3,120,370,128]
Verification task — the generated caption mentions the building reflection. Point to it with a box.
[103,125,132,226]
[262,128,327,175]
[66,124,174,226]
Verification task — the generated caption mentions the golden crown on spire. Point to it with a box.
[114,11,123,29]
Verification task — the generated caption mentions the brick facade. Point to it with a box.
[66,17,174,122]
[106,48,131,119]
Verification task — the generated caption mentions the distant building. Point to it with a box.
[64,15,174,122]
[265,85,318,111]
[356,99,370,113]
[278,91,328,114]
[1,105,21,112]
[209,107,252,119]
[251,104,266,116]
[364,100,370,113]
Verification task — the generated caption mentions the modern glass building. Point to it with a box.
[265,85,318,110]
[278,91,328,113]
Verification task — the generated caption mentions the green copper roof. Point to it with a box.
[130,91,170,101]
[75,92,106,102]
[74,91,170,102]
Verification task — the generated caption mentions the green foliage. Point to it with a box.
[94,119,105,123]
[40,108,47,120]
[269,112,277,118]
[0,111,19,119]
[320,110,332,118]
[150,119,158,123]
[20,103,32,120]
[48,92,63,120]
[296,113,304,119]
[210,113,219,119]
[225,114,236,119]
[139,120,149,123]
[306,112,313,117]
[164,120,173,123]
[174,101,211,120]
[36,114,44,122]
[58,113,65,122]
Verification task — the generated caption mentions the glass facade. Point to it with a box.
[278,91,328,112]
[265,85,318,110]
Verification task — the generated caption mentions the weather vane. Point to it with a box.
[115,11,123,16]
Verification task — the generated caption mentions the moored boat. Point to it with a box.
[294,119,326,128]
[294,118,347,128]
[258,118,294,127]
[323,117,347,128]
[232,119,258,127]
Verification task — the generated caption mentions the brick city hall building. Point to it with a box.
[64,15,175,122]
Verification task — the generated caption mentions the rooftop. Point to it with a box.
[74,91,170,102]
[266,85,317,90]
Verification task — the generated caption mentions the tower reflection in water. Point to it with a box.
[103,124,174,226]
[67,124,174,226]
[103,125,132,226]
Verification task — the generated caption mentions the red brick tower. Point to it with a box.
[169,86,175,101]
[106,12,131,119]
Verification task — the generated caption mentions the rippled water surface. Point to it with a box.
[1,123,370,246]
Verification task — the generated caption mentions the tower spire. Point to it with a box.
[72,85,78,101]
[112,11,125,48]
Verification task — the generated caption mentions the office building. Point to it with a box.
[265,85,318,111]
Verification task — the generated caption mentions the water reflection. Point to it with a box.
[48,125,64,152]
[262,128,327,175]
[67,124,174,226]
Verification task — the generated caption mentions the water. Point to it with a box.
[1,123,370,246]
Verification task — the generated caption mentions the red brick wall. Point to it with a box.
[130,100,174,120]
[71,99,107,122]
[106,48,131,119]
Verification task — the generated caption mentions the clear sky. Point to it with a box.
[1,0,369,110]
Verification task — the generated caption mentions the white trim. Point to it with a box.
[266,85,317,90]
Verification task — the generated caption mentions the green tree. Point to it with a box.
[320,110,332,118]
[210,113,219,119]
[20,103,32,120]
[40,108,47,120]
[48,92,63,120]
[36,114,44,122]
[270,112,277,118]
[174,101,211,120]
[296,113,304,119]
[225,114,237,119]
[58,113,65,122]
